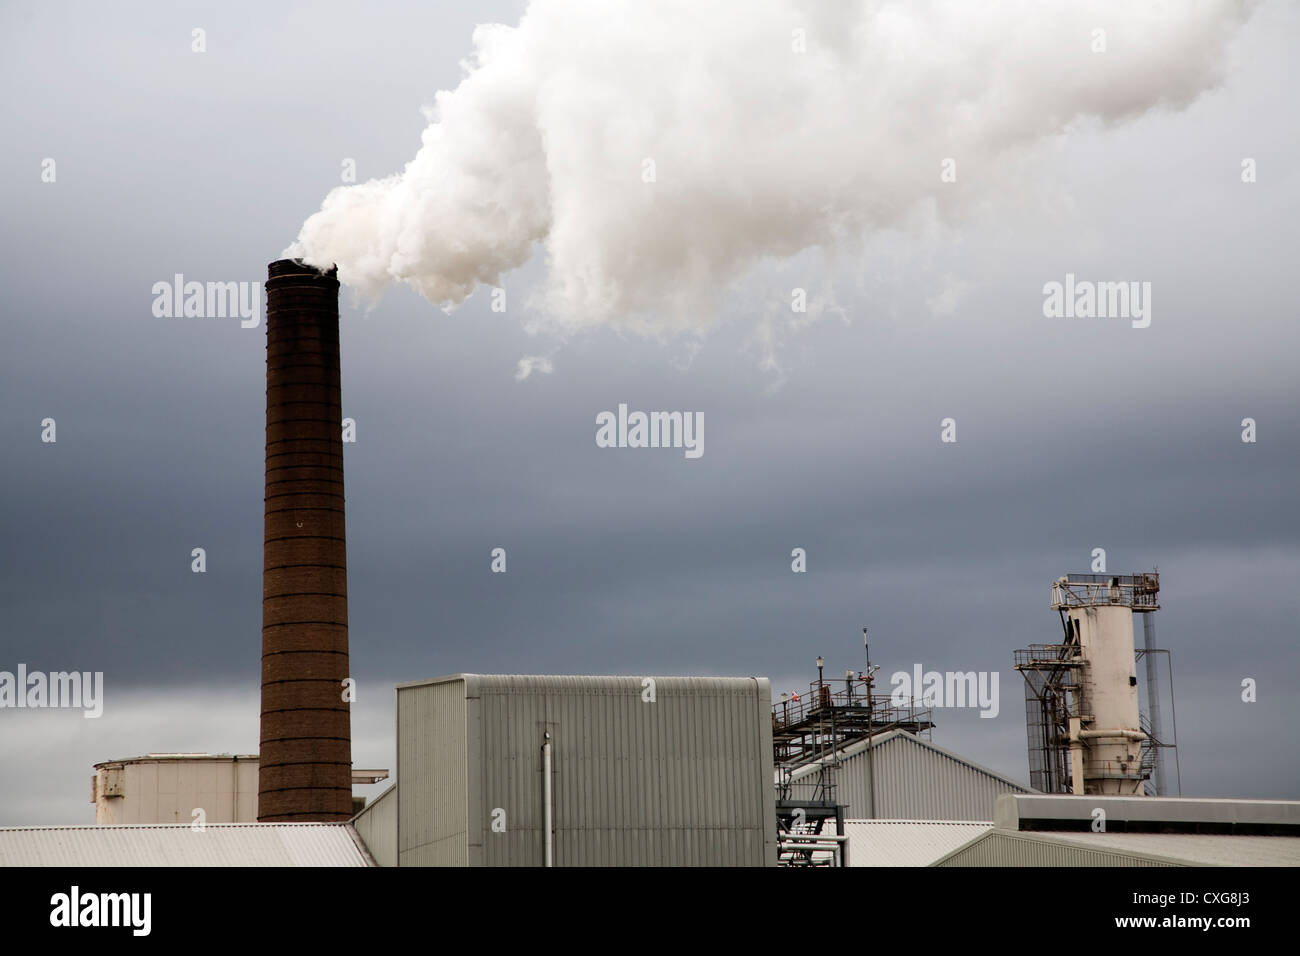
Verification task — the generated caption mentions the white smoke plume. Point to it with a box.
[514,354,554,381]
[288,0,1252,335]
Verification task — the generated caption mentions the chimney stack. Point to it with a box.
[258,258,352,822]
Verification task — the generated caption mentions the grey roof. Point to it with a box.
[789,730,1032,791]
[942,795,1300,867]
[996,793,1300,830]
[1038,831,1300,866]
[935,828,1300,867]
[0,823,373,867]
[93,753,258,768]
[784,730,1031,822]
[843,819,992,867]
[396,672,768,693]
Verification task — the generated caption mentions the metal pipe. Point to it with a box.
[1166,651,1182,795]
[835,805,848,867]
[863,632,876,818]
[1078,729,1147,741]
[777,834,849,866]
[542,732,553,867]
[1069,717,1086,794]
[1142,612,1166,795]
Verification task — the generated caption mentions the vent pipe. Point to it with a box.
[258,258,352,822]
[1142,612,1166,795]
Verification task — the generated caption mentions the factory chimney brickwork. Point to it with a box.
[259,259,353,822]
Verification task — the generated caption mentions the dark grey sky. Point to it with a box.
[1,1,1296,825]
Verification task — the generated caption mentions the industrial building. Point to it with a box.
[89,754,389,825]
[934,795,1300,867]
[767,646,1032,864]
[9,792,1298,867]
[785,730,1031,822]
[393,674,776,866]
[773,724,1031,866]
[355,677,1033,868]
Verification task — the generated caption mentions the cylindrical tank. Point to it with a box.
[1073,604,1144,795]
[258,258,352,822]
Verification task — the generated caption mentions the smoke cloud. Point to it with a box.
[288,0,1252,335]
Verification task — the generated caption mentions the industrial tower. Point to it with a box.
[1014,572,1179,797]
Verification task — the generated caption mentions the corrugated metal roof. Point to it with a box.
[843,819,991,867]
[1033,831,1300,867]
[785,730,1031,821]
[996,793,1300,830]
[0,823,372,867]
[790,730,1031,791]
[934,828,1300,867]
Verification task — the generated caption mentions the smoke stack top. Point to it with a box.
[287,0,1252,341]
[259,257,352,822]
[267,258,338,282]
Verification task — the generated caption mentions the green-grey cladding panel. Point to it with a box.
[351,783,396,867]
[397,678,468,866]
[398,675,776,867]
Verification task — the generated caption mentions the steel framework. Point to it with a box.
[1015,571,1179,795]
[772,669,935,865]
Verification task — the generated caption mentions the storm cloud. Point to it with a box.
[0,0,1296,825]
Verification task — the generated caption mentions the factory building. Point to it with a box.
[785,730,1031,822]
[934,795,1300,867]
[776,730,1031,866]
[393,674,777,867]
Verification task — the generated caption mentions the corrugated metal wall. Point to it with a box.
[397,679,468,866]
[935,830,1177,867]
[787,733,1028,821]
[399,675,776,867]
[351,784,396,867]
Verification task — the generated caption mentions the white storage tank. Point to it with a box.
[91,753,259,824]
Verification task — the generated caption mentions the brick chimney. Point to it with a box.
[258,259,352,821]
